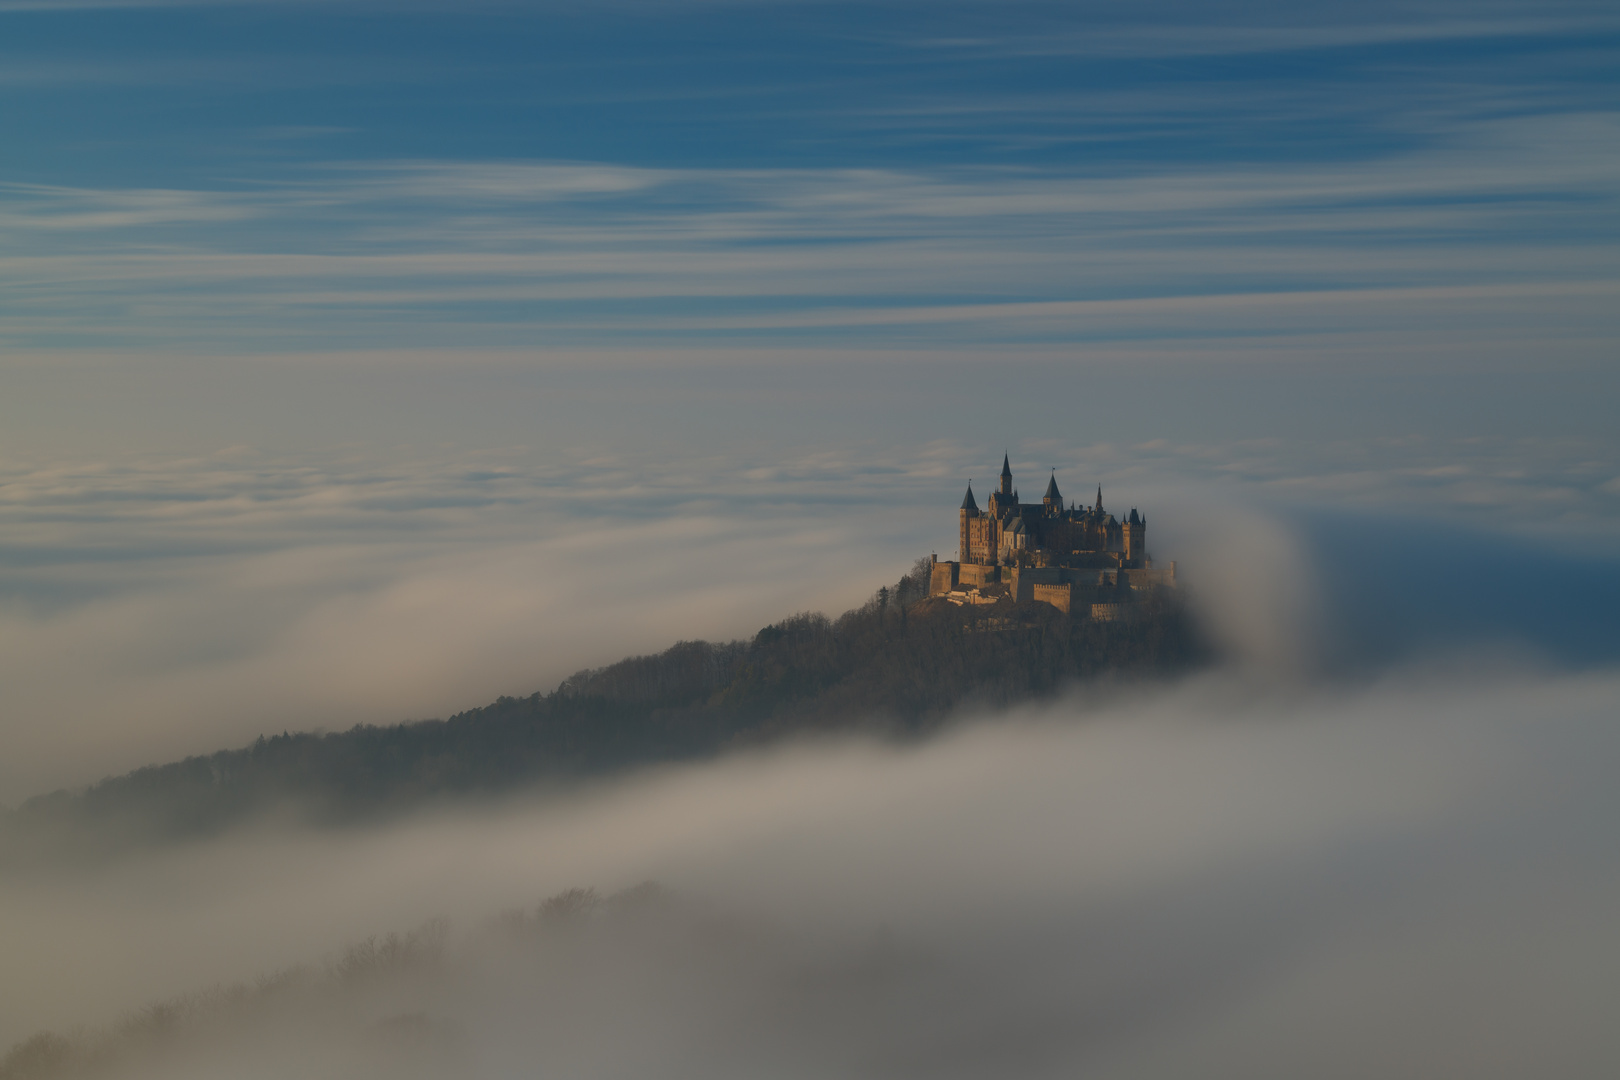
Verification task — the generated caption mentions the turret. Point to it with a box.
[959,482,979,562]
[1124,506,1146,564]
[999,453,1013,497]
[1043,471,1062,514]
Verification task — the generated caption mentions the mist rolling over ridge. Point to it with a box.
[11,473,1619,847]
[5,441,1618,807]
[2,665,1618,1078]
[3,473,1620,1077]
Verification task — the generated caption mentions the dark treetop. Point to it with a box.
[4,559,1205,855]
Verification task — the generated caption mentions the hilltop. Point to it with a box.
[3,559,1206,854]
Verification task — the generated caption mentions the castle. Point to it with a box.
[927,455,1176,617]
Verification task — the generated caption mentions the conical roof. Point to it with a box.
[1000,453,1013,479]
[1044,472,1061,501]
[960,483,979,511]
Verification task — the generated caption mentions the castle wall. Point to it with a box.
[959,563,1000,587]
[928,561,1008,597]
[1054,552,1122,570]
[1000,566,1051,602]
[1124,566,1176,589]
[1031,583,1072,614]
[929,561,1159,611]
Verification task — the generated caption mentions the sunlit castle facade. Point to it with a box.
[928,455,1175,616]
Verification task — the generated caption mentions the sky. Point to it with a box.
[3,0,1617,456]
[3,0,1620,790]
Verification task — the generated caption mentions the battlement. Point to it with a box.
[931,457,1176,617]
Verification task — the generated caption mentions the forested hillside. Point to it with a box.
[4,561,1206,853]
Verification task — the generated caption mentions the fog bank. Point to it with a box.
[3,666,1617,1077]
[5,439,1619,803]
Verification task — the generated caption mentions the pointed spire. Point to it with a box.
[1095,485,1103,512]
[960,482,978,512]
[1001,453,1012,479]
[1043,471,1061,502]
[999,452,1013,497]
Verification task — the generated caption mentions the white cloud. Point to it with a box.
[0,448,948,800]
[915,12,1620,60]
[2,113,1616,353]
[2,440,1616,803]
[3,666,1618,1076]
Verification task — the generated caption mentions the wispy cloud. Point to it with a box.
[2,111,1616,352]
[0,183,256,230]
[914,12,1620,60]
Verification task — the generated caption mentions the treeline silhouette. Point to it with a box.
[4,559,1205,850]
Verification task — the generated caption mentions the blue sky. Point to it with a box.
[4,1,1617,351]
[3,0,1618,459]
[7,1,1618,177]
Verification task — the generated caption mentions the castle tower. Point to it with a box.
[1124,507,1146,564]
[1042,471,1062,515]
[999,453,1013,497]
[959,482,979,562]
[1094,485,1103,513]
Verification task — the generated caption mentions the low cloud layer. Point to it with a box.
[0,449,940,800]
[2,440,1618,802]
[2,666,1617,1076]
[3,440,1617,1076]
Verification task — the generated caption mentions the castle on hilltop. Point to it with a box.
[927,455,1176,617]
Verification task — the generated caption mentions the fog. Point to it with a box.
[0,447,942,800]
[3,447,1619,1077]
[3,662,1618,1077]
[4,437,1617,802]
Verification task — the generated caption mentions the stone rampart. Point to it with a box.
[959,563,1000,587]
[1124,565,1176,589]
[1032,582,1073,614]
